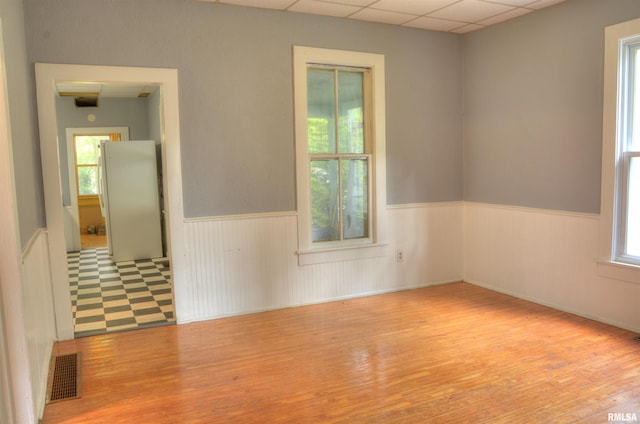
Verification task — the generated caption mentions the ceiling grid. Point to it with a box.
[200,0,566,33]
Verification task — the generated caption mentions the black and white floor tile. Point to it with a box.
[68,247,175,337]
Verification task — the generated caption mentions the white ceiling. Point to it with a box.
[200,0,566,33]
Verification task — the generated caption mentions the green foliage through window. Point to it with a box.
[307,67,368,243]
[75,135,105,196]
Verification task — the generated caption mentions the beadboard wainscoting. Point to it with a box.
[21,229,57,419]
[463,202,640,333]
[179,203,463,323]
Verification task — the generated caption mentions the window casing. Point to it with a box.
[599,18,640,283]
[293,46,387,265]
[615,40,640,265]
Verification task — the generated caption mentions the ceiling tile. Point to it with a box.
[56,83,158,98]
[525,0,566,9]
[289,0,361,17]
[488,0,538,6]
[56,83,101,95]
[478,7,532,26]
[451,23,484,33]
[198,0,567,33]
[328,0,377,6]
[429,0,514,23]
[219,0,296,10]
[371,0,459,16]
[350,8,417,25]
[403,16,466,32]
[99,85,145,98]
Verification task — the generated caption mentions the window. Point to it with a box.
[73,133,120,196]
[293,46,387,265]
[600,18,640,282]
[308,68,368,243]
[617,40,640,264]
[74,135,103,196]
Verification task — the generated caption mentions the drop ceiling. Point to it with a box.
[56,0,566,98]
[200,0,566,33]
[56,83,158,99]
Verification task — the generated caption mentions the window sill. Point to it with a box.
[597,260,640,285]
[297,243,387,266]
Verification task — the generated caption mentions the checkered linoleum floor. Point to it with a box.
[68,247,175,337]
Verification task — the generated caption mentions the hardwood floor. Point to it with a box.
[80,234,107,249]
[42,282,640,423]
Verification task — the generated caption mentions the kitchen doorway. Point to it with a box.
[35,64,186,341]
[63,125,171,336]
[65,127,130,252]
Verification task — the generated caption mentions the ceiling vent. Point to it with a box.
[74,96,98,108]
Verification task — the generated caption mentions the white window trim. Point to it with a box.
[599,18,640,284]
[293,46,387,266]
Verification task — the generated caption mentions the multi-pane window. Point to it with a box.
[616,39,640,264]
[307,67,369,243]
[293,46,387,264]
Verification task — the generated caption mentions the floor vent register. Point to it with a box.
[46,353,81,403]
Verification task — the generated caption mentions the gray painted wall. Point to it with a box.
[462,0,640,214]
[24,0,463,218]
[55,96,150,205]
[1,0,45,247]
[26,0,638,218]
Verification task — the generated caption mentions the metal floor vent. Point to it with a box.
[46,353,81,403]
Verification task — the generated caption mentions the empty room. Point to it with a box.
[1,0,640,422]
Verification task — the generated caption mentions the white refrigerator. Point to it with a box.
[99,140,163,262]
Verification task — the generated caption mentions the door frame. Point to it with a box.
[35,64,186,340]
[0,18,21,423]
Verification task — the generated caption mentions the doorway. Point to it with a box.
[65,127,130,252]
[63,123,170,336]
[35,64,186,340]
[61,88,171,337]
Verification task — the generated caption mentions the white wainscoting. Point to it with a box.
[464,202,640,333]
[20,229,56,419]
[178,203,463,323]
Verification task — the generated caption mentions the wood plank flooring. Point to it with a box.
[80,234,107,249]
[42,282,640,423]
